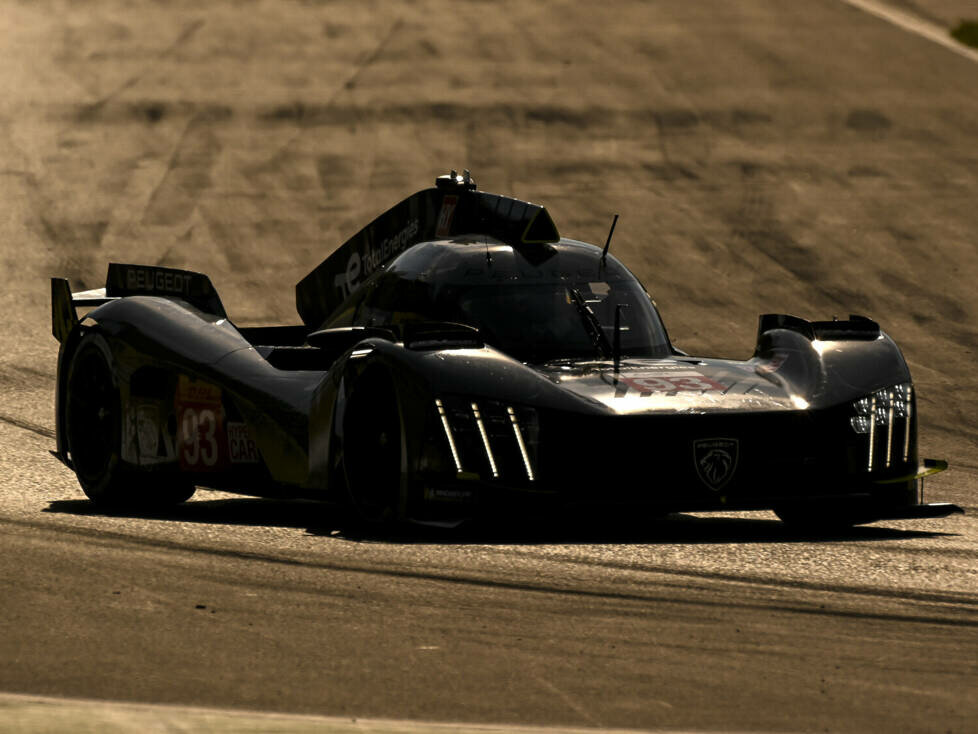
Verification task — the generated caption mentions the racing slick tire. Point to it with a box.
[341,366,405,527]
[64,335,195,508]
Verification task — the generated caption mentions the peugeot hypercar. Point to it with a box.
[50,172,962,529]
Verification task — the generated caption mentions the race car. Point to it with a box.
[50,171,962,530]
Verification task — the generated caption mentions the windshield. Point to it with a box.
[335,240,674,363]
[438,278,671,363]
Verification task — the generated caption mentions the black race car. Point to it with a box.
[50,172,962,530]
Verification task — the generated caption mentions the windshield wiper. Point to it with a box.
[568,288,612,359]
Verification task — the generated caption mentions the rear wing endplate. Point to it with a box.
[51,278,77,344]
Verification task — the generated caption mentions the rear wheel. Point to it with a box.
[342,368,404,526]
[64,336,194,508]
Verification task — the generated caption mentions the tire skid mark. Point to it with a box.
[0,364,56,391]
[725,163,865,309]
[490,545,978,610]
[254,17,405,168]
[344,17,404,95]
[531,675,601,727]
[76,19,206,122]
[0,413,55,440]
[3,516,976,628]
[1,131,105,287]
[57,100,776,131]
[140,114,222,225]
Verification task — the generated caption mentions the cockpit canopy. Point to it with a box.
[325,236,672,364]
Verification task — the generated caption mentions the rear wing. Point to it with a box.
[51,263,225,343]
[295,171,560,328]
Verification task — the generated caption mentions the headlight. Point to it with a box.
[850,414,871,434]
[849,382,913,471]
[849,383,911,433]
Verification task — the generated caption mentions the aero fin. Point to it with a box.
[296,173,561,328]
[756,313,881,345]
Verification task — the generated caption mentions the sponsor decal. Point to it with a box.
[756,353,788,376]
[125,267,193,296]
[227,422,260,464]
[333,218,419,299]
[334,251,362,301]
[693,438,739,491]
[123,401,175,466]
[175,376,226,470]
[136,404,160,458]
[424,486,474,502]
[436,195,458,237]
[619,372,726,396]
[624,362,693,371]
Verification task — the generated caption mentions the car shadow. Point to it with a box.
[44,496,954,545]
[44,497,325,531]
[340,512,954,545]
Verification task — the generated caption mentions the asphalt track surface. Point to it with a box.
[1,1,977,732]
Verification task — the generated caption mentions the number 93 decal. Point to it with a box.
[620,373,726,395]
[175,376,226,470]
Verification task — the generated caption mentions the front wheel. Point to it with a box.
[342,368,405,526]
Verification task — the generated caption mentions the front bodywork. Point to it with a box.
[322,335,948,524]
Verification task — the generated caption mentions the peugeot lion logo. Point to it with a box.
[693,438,739,491]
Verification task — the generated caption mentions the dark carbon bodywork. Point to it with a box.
[50,173,961,527]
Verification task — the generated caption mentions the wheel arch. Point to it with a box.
[328,341,435,520]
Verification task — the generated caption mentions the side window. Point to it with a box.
[324,283,371,329]
[355,274,447,331]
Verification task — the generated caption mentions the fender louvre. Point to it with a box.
[105,263,226,318]
[812,315,880,341]
[757,313,880,342]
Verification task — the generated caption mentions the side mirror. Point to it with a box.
[402,322,484,350]
[306,327,396,360]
